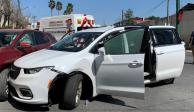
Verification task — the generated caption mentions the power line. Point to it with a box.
[143,0,167,17]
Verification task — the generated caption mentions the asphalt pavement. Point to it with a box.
[0,52,193,112]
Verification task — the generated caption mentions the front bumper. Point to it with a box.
[8,68,58,104]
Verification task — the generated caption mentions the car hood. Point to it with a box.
[14,49,78,69]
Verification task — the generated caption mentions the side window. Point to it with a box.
[104,33,125,55]
[34,32,49,45]
[44,34,53,42]
[19,32,33,45]
[153,29,180,46]
[46,33,56,42]
[90,31,120,54]
[104,29,145,55]
[125,29,144,54]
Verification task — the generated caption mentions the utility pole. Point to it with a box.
[176,0,180,33]
[17,0,21,16]
[122,10,124,26]
[167,0,170,25]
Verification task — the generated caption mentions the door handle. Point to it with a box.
[128,61,143,68]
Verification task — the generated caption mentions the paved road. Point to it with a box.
[0,52,193,112]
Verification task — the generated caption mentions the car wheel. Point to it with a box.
[162,78,175,84]
[0,68,9,101]
[59,74,83,110]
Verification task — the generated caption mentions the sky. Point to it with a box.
[21,0,194,25]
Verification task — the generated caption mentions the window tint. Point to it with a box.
[0,32,18,47]
[90,31,120,54]
[34,32,49,45]
[46,33,55,42]
[104,29,145,55]
[44,34,52,42]
[126,29,144,54]
[19,32,33,45]
[104,34,125,55]
[153,29,181,46]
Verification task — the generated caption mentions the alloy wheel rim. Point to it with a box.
[5,85,8,95]
[75,81,82,104]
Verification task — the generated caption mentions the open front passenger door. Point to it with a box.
[95,27,148,99]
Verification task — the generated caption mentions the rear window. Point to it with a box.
[0,32,18,47]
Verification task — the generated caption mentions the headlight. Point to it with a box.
[24,66,54,74]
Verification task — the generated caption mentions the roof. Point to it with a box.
[149,26,175,29]
[79,25,176,33]
[79,26,115,33]
[180,3,194,11]
[0,29,25,32]
[0,29,40,33]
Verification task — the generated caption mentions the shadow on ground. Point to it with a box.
[8,96,49,111]
[8,95,137,111]
[146,82,168,88]
[89,95,137,109]
[185,62,194,65]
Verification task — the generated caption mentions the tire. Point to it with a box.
[162,78,175,84]
[0,68,9,102]
[59,74,83,110]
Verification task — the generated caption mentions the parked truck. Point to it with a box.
[39,14,96,40]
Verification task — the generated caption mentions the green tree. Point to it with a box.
[0,0,13,27]
[124,8,134,25]
[64,3,73,15]
[146,16,160,20]
[56,1,63,15]
[48,0,56,16]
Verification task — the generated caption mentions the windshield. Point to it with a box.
[49,32,102,52]
[0,32,18,47]
[60,31,74,40]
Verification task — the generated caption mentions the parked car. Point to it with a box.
[8,26,185,110]
[0,29,57,101]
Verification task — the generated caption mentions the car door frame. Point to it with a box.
[94,27,149,99]
[151,28,185,81]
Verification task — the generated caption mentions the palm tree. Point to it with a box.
[56,1,63,15]
[64,3,73,15]
[48,0,56,16]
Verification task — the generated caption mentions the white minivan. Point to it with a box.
[8,26,185,110]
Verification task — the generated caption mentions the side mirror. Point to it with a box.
[20,43,31,48]
[181,41,185,45]
[98,47,105,56]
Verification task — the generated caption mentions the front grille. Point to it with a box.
[9,65,21,80]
